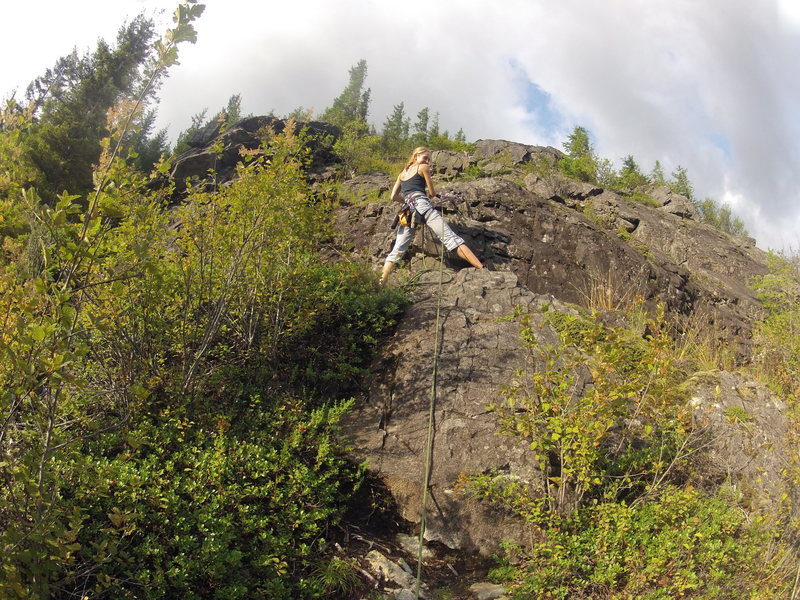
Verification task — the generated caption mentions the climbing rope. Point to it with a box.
[414,223,448,600]
[402,196,457,288]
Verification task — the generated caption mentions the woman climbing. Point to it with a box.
[379,146,483,285]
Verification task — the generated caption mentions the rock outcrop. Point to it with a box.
[333,171,767,355]
[160,123,794,557]
[152,116,339,200]
[685,370,796,514]
[342,269,561,554]
[327,141,789,555]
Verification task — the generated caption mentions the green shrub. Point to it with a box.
[510,486,785,600]
[750,252,800,402]
[284,262,408,393]
[463,300,795,600]
[627,190,660,207]
[475,304,690,517]
[52,399,362,599]
[332,120,390,176]
[0,112,404,599]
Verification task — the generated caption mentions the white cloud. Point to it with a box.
[2,0,799,251]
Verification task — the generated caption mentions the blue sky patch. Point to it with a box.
[509,60,562,139]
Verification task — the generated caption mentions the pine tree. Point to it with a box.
[650,160,666,184]
[617,155,648,191]
[173,109,209,155]
[559,125,599,182]
[320,59,371,129]
[564,126,592,159]
[22,15,157,201]
[669,165,694,200]
[413,107,430,145]
[428,112,441,140]
[381,102,410,155]
[223,93,243,126]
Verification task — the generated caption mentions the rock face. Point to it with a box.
[158,124,794,556]
[342,269,562,554]
[334,172,768,354]
[328,145,789,554]
[153,116,339,200]
[685,370,796,514]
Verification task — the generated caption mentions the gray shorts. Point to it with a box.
[385,193,464,263]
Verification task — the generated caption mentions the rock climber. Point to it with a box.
[379,146,483,285]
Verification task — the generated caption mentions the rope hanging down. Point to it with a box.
[414,227,448,600]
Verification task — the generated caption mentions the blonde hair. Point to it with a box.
[404,146,432,170]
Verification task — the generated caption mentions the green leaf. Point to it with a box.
[30,325,46,342]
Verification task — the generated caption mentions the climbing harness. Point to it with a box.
[414,220,447,600]
[392,206,413,229]
[391,194,433,231]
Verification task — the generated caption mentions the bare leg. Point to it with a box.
[379,261,397,285]
[456,244,484,269]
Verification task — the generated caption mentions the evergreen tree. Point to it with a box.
[173,109,208,155]
[650,160,666,184]
[428,112,441,140]
[285,106,314,121]
[21,15,157,201]
[621,155,639,176]
[381,102,409,155]
[669,165,694,200]
[413,107,430,145]
[617,155,648,191]
[320,59,371,129]
[564,125,592,158]
[559,125,600,182]
[127,107,169,173]
[171,94,249,155]
[223,93,243,126]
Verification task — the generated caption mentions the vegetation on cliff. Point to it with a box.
[0,6,405,598]
[463,295,798,598]
[0,5,796,599]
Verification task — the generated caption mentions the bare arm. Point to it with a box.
[390,175,403,202]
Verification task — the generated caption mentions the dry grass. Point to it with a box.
[672,309,738,371]
[573,266,645,313]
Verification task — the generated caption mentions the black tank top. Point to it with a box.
[400,168,427,195]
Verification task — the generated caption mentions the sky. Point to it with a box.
[2,0,800,251]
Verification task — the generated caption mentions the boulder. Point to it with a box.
[338,173,393,203]
[365,550,418,591]
[469,582,508,600]
[431,150,471,179]
[473,139,563,166]
[685,370,796,516]
[644,183,697,219]
[156,116,340,199]
[343,269,573,554]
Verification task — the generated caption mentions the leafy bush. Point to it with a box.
[332,120,390,176]
[510,486,785,600]
[472,303,691,518]
[750,252,800,401]
[281,261,408,393]
[464,300,795,599]
[0,109,405,598]
[694,197,749,238]
[48,399,362,600]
